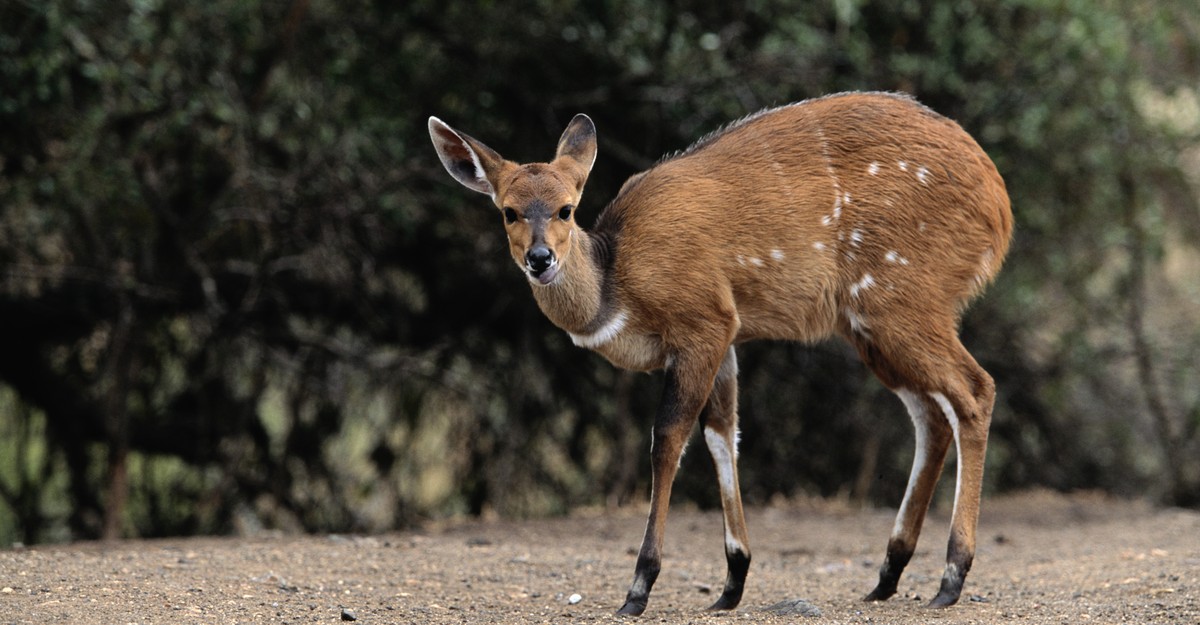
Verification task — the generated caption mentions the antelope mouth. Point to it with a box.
[528,261,560,286]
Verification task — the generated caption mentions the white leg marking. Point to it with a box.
[929,392,962,514]
[704,426,746,554]
[893,388,929,538]
[942,561,960,585]
[568,310,628,348]
[677,434,690,468]
[630,573,650,596]
[705,428,739,480]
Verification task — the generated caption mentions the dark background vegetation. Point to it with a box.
[2,0,1199,545]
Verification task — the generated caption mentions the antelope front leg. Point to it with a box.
[618,349,725,616]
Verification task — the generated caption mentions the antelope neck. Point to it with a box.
[530,226,621,338]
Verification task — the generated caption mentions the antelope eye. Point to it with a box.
[558,205,573,220]
[503,207,518,224]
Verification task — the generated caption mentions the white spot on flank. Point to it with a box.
[569,310,628,349]
[816,126,842,194]
[843,192,852,206]
[916,165,930,185]
[826,191,843,225]
[771,249,785,262]
[736,254,746,266]
[885,250,910,265]
[849,229,864,247]
[898,160,909,172]
[918,222,928,232]
[749,256,765,267]
[813,242,827,251]
[849,273,876,298]
[844,307,870,336]
[868,162,880,176]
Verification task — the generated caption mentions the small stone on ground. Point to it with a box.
[763,598,822,617]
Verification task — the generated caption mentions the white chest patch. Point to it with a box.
[568,310,629,349]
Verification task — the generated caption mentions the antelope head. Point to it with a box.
[429,114,597,286]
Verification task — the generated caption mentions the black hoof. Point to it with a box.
[927,591,959,608]
[863,584,897,602]
[706,591,742,611]
[928,563,965,607]
[616,598,647,616]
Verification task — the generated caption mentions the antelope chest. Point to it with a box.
[567,311,667,372]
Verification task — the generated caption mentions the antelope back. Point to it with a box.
[594,92,1012,346]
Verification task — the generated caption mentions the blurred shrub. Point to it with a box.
[1,0,1198,543]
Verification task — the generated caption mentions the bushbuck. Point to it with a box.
[428,91,1012,615]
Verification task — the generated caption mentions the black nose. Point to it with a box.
[526,245,554,273]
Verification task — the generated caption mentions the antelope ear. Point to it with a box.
[554,113,597,191]
[429,116,507,199]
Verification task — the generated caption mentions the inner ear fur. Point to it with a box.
[429,116,510,198]
[555,114,597,192]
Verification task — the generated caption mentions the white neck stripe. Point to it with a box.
[569,310,628,349]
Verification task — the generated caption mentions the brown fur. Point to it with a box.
[430,91,1013,615]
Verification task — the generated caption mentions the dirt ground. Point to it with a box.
[1,490,1197,624]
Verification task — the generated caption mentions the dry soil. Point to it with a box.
[1,490,1197,624]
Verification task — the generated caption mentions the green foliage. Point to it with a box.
[1,0,1198,542]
